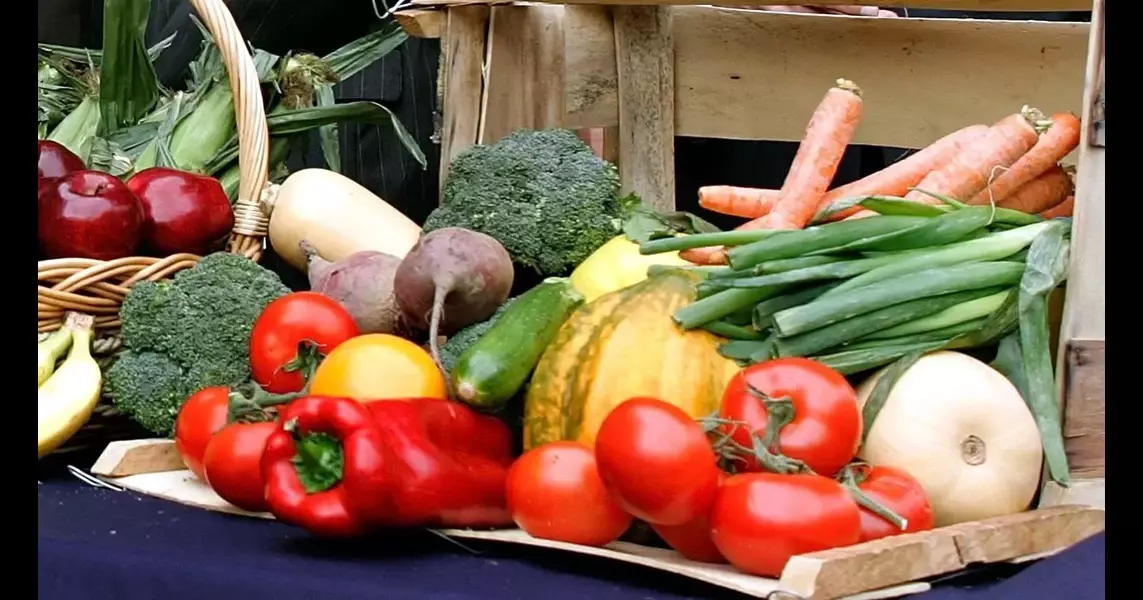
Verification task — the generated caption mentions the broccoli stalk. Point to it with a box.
[105,253,291,436]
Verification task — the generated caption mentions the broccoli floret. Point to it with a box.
[424,129,623,277]
[104,351,192,437]
[439,297,518,375]
[109,253,290,436]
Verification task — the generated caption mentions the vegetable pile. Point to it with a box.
[39,54,1088,587]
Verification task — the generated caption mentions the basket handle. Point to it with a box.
[189,0,271,262]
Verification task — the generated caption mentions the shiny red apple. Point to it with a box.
[126,167,235,256]
[38,170,145,260]
[38,140,86,181]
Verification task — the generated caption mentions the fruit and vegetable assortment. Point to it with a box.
[38,73,1083,584]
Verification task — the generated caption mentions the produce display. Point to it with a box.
[38,59,1086,588]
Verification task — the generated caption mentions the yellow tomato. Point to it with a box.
[310,334,448,401]
[570,235,691,303]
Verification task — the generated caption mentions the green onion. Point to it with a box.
[703,321,765,340]
[719,340,768,361]
[813,340,948,376]
[858,290,1011,340]
[706,252,926,290]
[673,285,792,330]
[845,318,988,351]
[646,264,732,278]
[639,230,782,255]
[773,261,1026,337]
[752,282,839,330]
[726,216,927,269]
[821,221,1053,300]
[749,255,844,275]
[773,287,1005,358]
[821,206,993,254]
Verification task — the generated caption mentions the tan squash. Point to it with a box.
[523,270,741,450]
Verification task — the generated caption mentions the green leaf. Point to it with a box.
[1015,219,1072,486]
[98,0,161,134]
[38,33,176,67]
[315,85,342,172]
[323,24,407,80]
[620,194,722,244]
[990,333,1030,399]
[290,432,344,494]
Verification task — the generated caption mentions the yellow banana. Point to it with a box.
[38,313,101,458]
[38,327,74,387]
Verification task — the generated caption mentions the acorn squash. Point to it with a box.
[523,270,741,450]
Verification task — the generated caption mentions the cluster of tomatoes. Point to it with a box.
[173,292,449,512]
[506,358,936,579]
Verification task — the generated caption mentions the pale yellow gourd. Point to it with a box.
[266,168,422,272]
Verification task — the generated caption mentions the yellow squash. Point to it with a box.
[569,235,691,303]
[524,270,740,450]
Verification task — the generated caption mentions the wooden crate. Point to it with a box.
[401,0,1105,508]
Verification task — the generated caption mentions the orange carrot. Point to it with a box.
[1040,195,1075,219]
[903,107,1048,205]
[757,78,864,230]
[995,164,1074,214]
[969,112,1081,205]
[680,79,864,265]
[820,124,990,222]
[697,186,784,219]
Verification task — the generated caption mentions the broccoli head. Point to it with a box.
[110,253,290,436]
[423,129,623,277]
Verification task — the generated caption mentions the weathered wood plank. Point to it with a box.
[438,6,490,198]
[413,0,1093,12]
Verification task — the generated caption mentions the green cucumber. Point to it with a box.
[451,277,585,408]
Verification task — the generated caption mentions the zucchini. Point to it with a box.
[451,277,585,408]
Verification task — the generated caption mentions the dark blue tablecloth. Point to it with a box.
[38,462,1105,600]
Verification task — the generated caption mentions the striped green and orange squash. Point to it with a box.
[523,270,740,450]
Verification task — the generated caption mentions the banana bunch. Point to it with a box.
[38,312,102,457]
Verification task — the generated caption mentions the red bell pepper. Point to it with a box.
[367,398,514,529]
[261,396,398,537]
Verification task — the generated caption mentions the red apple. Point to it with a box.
[38,140,86,181]
[126,167,235,256]
[38,170,145,260]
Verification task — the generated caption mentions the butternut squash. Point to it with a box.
[266,169,422,272]
[523,270,741,450]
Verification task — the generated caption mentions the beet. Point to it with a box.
[393,227,514,371]
[301,240,404,334]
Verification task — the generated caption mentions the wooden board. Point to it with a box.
[395,9,445,38]
[438,5,490,197]
[90,440,1104,600]
[1042,0,1104,510]
[479,5,567,144]
[414,0,1093,12]
[562,9,1088,151]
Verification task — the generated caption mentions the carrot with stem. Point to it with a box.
[703,125,989,222]
[681,79,864,265]
[969,112,1081,206]
[1040,195,1074,219]
[901,107,1050,206]
[698,186,784,219]
[996,164,1074,214]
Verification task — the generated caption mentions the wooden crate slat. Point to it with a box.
[413,0,1093,12]
[564,10,1088,151]
[438,6,491,196]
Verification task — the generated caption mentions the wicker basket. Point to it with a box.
[38,0,271,454]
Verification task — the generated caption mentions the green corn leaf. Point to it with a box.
[98,0,161,134]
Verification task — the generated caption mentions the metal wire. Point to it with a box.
[372,0,415,20]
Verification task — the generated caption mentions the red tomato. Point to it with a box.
[711,473,861,578]
[249,292,359,394]
[849,464,935,542]
[594,397,721,526]
[174,386,232,481]
[720,358,861,477]
[202,422,278,512]
[507,442,632,546]
[650,473,727,563]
